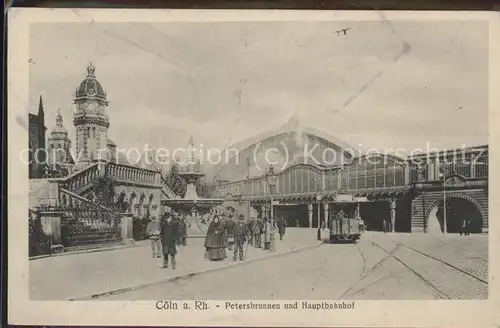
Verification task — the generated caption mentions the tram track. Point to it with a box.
[395,243,488,285]
[339,242,397,299]
[367,239,488,299]
[369,241,451,299]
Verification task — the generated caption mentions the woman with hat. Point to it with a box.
[204,214,228,261]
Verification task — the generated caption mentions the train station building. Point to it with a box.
[212,118,488,234]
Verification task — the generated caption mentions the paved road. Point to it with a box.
[30,228,322,300]
[100,233,488,300]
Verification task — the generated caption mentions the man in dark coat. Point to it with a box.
[276,216,287,240]
[252,217,263,248]
[225,213,236,251]
[160,211,179,269]
[176,212,189,246]
[246,217,255,246]
[233,214,249,261]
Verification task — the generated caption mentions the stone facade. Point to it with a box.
[28,96,47,179]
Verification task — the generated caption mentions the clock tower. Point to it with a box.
[73,63,110,169]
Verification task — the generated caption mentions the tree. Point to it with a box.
[94,175,116,208]
[165,162,187,198]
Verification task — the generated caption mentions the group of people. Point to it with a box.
[145,210,191,269]
[145,208,288,269]
[204,213,288,262]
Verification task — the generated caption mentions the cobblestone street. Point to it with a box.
[30,228,323,300]
[97,232,488,300]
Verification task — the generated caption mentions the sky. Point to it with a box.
[28,20,489,164]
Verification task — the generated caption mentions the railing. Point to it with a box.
[64,162,102,193]
[62,161,166,196]
[106,162,159,185]
[59,188,122,249]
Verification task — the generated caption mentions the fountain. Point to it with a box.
[162,137,224,236]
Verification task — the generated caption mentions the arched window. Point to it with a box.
[92,127,96,138]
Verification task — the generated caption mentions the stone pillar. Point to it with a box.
[389,198,397,233]
[470,154,476,178]
[403,162,410,185]
[428,160,435,181]
[308,204,313,228]
[40,211,64,253]
[151,204,159,219]
[323,203,329,229]
[191,206,198,222]
[121,213,135,244]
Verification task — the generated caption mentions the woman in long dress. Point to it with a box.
[204,216,228,261]
[263,217,271,250]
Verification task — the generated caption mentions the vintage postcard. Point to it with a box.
[7,8,500,327]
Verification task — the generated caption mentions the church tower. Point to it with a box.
[73,63,110,169]
[47,109,74,173]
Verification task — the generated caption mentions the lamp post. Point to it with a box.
[316,192,322,241]
[266,165,277,252]
[438,160,447,234]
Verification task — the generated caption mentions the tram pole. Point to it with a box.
[316,193,322,241]
[443,169,447,234]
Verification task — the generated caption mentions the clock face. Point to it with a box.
[87,102,98,112]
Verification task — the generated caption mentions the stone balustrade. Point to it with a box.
[64,162,101,193]
[106,162,159,185]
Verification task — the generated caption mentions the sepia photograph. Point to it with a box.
[8,8,500,327]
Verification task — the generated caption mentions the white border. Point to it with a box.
[8,9,500,327]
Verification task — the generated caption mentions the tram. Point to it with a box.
[328,194,370,243]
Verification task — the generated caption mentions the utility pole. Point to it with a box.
[246,157,250,219]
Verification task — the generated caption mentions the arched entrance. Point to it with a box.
[359,200,390,231]
[426,194,484,234]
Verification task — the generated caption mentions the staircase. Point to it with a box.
[63,162,102,195]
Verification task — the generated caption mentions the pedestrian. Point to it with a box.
[175,212,188,246]
[204,215,228,261]
[146,216,161,258]
[233,214,248,261]
[263,217,271,250]
[160,211,179,269]
[277,216,287,241]
[467,219,472,236]
[225,213,236,251]
[460,219,466,236]
[246,217,254,247]
[296,218,300,227]
[252,216,263,248]
[382,219,388,233]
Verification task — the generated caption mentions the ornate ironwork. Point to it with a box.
[60,200,122,248]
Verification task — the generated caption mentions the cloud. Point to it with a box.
[30,20,488,163]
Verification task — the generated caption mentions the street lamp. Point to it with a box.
[316,192,323,241]
[266,165,277,252]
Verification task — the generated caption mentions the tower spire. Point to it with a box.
[56,108,63,126]
[87,62,95,77]
[38,95,44,116]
